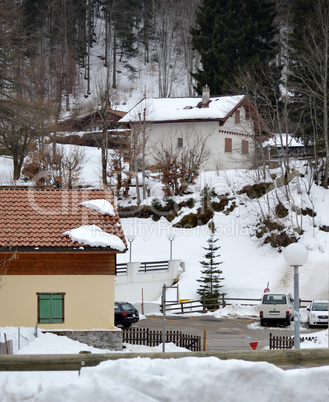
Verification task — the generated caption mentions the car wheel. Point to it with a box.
[286,318,291,326]
[260,319,265,326]
[122,323,131,328]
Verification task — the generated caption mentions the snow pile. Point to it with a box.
[81,199,115,216]
[1,321,329,401]
[25,357,329,402]
[2,348,329,401]
[214,304,259,319]
[63,224,125,251]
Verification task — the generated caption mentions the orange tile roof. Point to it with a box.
[0,189,127,251]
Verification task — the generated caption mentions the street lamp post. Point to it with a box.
[126,234,136,263]
[283,243,308,349]
[167,230,176,261]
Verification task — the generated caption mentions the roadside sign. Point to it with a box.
[249,342,258,350]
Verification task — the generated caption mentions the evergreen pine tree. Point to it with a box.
[191,0,279,95]
[197,222,224,309]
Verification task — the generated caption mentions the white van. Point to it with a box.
[259,292,294,326]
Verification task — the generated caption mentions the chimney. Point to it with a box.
[201,85,210,106]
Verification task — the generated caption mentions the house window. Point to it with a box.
[225,138,232,153]
[178,138,183,148]
[242,140,249,155]
[37,293,65,324]
[235,110,240,124]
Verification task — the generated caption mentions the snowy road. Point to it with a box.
[133,316,326,351]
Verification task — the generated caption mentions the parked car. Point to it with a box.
[115,301,139,328]
[307,300,328,327]
[259,292,294,326]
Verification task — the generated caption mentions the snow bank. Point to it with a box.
[63,224,125,250]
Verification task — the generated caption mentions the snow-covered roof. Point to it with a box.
[264,134,305,148]
[119,95,245,123]
[0,189,126,251]
[81,199,115,216]
[63,224,125,251]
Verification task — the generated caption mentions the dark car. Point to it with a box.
[115,301,139,328]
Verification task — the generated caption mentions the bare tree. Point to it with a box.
[152,0,180,97]
[236,62,294,190]
[0,98,51,181]
[22,145,85,188]
[178,0,200,96]
[289,1,329,187]
[154,128,210,196]
[0,249,17,287]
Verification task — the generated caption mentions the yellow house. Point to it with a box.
[0,188,127,349]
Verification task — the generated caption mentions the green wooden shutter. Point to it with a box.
[51,294,63,323]
[38,294,64,323]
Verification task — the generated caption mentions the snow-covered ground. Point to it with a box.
[1,150,329,401]
[1,324,329,401]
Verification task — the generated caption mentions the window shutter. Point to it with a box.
[225,138,232,153]
[235,110,240,124]
[38,293,64,323]
[242,140,249,155]
[39,294,51,323]
[51,294,64,323]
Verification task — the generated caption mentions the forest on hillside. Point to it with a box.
[1,0,329,191]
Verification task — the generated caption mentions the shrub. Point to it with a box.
[275,202,289,218]
[238,182,272,199]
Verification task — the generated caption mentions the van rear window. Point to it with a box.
[263,294,287,304]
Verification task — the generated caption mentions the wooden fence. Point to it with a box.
[122,327,201,352]
[162,297,313,314]
[269,333,317,350]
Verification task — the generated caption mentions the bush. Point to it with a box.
[238,182,272,199]
[275,202,289,218]
[174,208,214,228]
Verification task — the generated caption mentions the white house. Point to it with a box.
[119,86,271,171]
[263,133,311,159]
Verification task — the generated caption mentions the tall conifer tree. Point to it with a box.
[191,0,279,95]
[197,222,224,309]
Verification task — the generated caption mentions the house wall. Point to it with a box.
[0,251,117,330]
[0,275,115,330]
[142,105,255,171]
[4,251,116,275]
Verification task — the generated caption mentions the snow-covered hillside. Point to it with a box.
[1,148,329,302]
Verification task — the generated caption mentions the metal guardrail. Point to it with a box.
[116,263,128,275]
[138,261,169,273]
[116,260,169,275]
